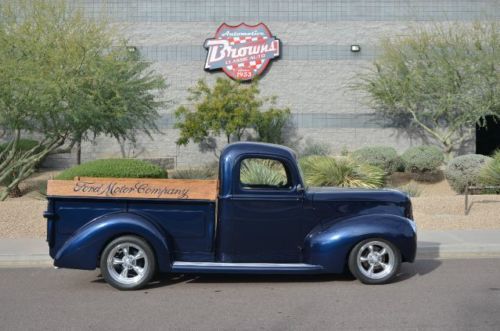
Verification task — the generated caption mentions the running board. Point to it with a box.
[171,261,324,274]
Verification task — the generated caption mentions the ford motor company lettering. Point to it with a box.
[47,177,218,201]
[73,181,190,199]
[204,23,280,80]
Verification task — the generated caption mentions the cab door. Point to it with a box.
[217,156,305,263]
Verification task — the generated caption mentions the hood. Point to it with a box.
[307,187,413,220]
[308,187,410,204]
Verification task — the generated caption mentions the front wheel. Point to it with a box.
[100,236,156,290]
[348,238,401,285]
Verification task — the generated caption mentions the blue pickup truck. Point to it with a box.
[45,142,416,290]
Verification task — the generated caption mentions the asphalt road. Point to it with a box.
[0,259,499,331]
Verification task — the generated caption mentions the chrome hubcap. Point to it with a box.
[107,243,149,285]
[357,241,395,280]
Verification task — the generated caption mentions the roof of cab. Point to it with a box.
[220,142,297,161]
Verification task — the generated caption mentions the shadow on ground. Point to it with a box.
[92,259,441,290]
[395,259,441,283]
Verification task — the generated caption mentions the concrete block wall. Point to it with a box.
[68,1,496,167]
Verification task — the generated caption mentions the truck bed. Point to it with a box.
[46,177,218,263]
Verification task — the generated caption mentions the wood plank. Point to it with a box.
[47,177,218,201]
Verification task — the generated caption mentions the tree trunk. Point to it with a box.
[76,140,82,165]
[442,143,454,163]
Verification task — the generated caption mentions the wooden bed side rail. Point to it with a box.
[47,177,219,201]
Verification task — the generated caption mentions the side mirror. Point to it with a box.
[296,184,305,193]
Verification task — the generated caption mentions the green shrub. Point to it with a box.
[445,154,492,193]
[351,146,403,174]
[38,181,48,196]
[253,108,291,144]
[402,146,444,181]
[55,159,167,180]
[299,139,330,157]
[299,156,385,188]
[170,163,218,179]
[480,150,500,187]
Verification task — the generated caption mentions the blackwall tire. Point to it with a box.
[100,236,156,291]
[348,238,401,285]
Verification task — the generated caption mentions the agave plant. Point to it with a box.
[299,156,385,188]
[479,150,500,186]
[240,159,288,186]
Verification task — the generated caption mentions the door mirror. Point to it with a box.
[296,184,305,194]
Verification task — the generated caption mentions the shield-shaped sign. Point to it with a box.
[204,23,281,81]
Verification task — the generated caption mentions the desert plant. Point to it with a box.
[299,138,330,158]
[55,159,167,180]
[252,108,291,144]
[0,1,166,200]
[480,150,500,187]
[357,22,500,158]
[396,183,422,197]
[299,156,385,188]
[170,164,218,179]
[351,146,403,174]
[445,154,492,193]
[340,146,350,157]
[240,159,288,187]
[402,146,444,181]
[0,139,43,197]
[0,139,40,154]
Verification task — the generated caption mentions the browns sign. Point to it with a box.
[204,23,280,80]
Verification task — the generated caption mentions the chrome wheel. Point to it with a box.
[356,240,395,280]
[106,243,150,286]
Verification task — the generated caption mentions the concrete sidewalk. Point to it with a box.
[1,229,500,267]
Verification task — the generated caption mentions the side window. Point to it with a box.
[240,158,291,190]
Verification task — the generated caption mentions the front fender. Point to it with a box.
[303,214,417,273]
[54,212,172,272]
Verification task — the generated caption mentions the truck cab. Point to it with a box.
[45,142,416,290]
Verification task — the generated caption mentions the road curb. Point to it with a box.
[417,244,500,260]
[0,255,53,268]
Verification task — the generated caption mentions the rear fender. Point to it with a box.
[303,214,417,273]
[54,212,172,272]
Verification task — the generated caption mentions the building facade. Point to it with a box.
[66,1,499,169]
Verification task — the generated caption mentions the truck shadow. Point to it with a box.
[134,259,442,289]
[393,259,441,283]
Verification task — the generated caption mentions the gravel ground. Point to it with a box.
[392,174,500,230]
[0,171,499,238]
[413,194,500,230]
[0,196,47,239]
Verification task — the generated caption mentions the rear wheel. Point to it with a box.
[348,238,401,285]
[100,236,156,290]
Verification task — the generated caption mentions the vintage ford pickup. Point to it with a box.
[45,142,416,290]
